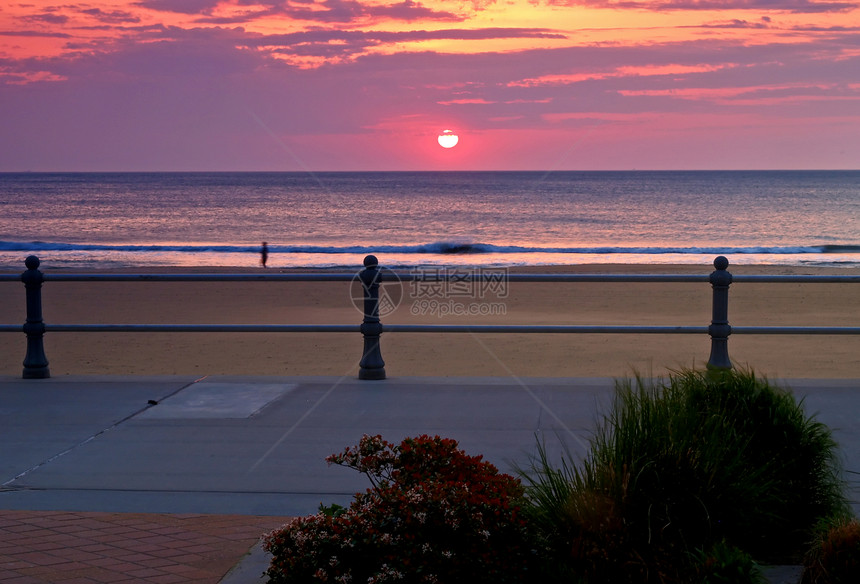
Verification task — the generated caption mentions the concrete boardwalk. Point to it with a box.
[1,375,858,583]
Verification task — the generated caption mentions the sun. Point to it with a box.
[437,130,459,148]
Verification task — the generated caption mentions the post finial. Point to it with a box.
[713,255,729,270]
[363,254,378,268]
[25,255,40,270]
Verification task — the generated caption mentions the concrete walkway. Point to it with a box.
[1,375,858,583]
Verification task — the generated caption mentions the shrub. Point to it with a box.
[691,540,766,584]
[670,369,848,558]
[599,370,847,559]
[802,517,860,584]
[522,368,849,582]
[521,443,656,583]
[263,434,537,584]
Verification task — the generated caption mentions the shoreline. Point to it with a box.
[1,263,858,379]
[4,261,860,274]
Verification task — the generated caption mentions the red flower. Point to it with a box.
[264,434,535,584]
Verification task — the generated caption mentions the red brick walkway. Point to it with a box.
[0,510,292,584]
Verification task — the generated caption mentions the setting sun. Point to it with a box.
[437,130,459,149]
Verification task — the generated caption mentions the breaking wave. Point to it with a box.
[2,240,858,256]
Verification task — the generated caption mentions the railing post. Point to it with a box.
[707,255,733,370]
[358,255,386,380]
[21,255,50,379]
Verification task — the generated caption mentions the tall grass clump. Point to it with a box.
[523,368,849,582]
[802,517,860,583]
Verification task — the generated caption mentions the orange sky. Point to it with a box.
[1,0,858,170]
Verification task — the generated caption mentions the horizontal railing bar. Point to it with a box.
[3,273,707,283]
[0,324,707,334]
[3,272,859,283]
[733,275,860,283]
[446,274,710,283]
[2,324,857,335]
[385,324,707,333]
[732,326,860,335]
[41,273,358,282]
[40,324,361,333]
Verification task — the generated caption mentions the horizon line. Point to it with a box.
[3,168,860,174]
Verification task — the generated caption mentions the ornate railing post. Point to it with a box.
[358,255,386,380]
[21,255,50,379]
[707,255,733,370]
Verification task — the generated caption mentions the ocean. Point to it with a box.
[1,171,858,270]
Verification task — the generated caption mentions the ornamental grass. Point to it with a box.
[522,368,851,583]
[802,517,860,583]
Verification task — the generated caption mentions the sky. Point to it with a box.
[1,0,859,171]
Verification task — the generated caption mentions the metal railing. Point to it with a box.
[2,255,858,379]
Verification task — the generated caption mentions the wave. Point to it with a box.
[2,240,859,256]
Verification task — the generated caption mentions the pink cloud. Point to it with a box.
[176,0,463,24]
[136,0,222,15]
[536,0,858,12]
[79,8,142,25]
[22,12,70,25]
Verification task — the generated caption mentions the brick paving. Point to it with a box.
[0,511,293,584]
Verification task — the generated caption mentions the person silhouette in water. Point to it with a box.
[260,242,269,268]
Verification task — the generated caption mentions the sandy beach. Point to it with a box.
[1,263,858,379]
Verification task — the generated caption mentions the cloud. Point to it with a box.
[135,0,222,14]
[79,8,142,25]
[0,30,72,38]
[222,26,567,66]
[152,0,465,24]
[534,0,858,12]
[699,18,772,28]
[22,12,70,25]
[245,26,565,51]
[368,0,462,20]
[0,68,68,85]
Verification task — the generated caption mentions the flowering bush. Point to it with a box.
[263,434,536,583]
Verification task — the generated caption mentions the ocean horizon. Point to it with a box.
[2,170,858,270]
